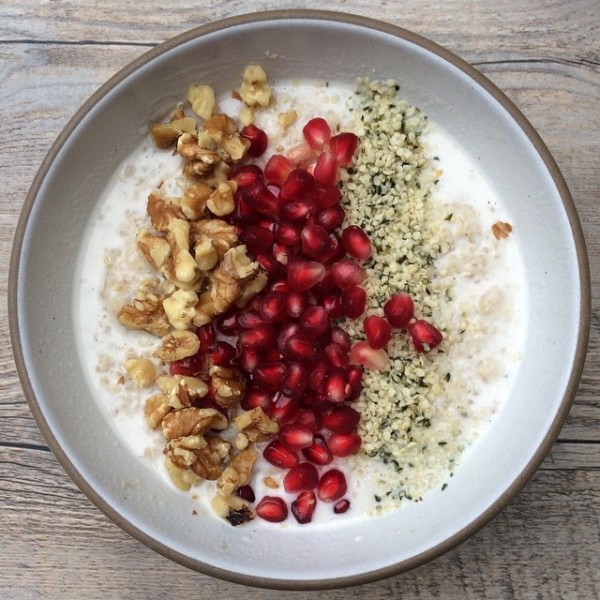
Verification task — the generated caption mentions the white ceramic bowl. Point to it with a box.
[9,10,590,589]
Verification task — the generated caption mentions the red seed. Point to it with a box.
[280,198,316,224]
[329,326,351,352]
[327,432,362,457]
[253,361,287,391]
[341,225,372,260]
[280,169,316,201]
[233,164,264,189]
[350,341,389,370]
[240,124,268,157]
[324,366,349,403]
[302,117,331,150]
[331,258,366,289]
[291,490,317,524]
[333,498,350,514]
[341,286,367,319]
[236,484,256,503]
[238,348,260,374]
[314,151,338,186]
[287,260,326,292]
[322,405,361,433]
[274,222,301,246]
[259,291,288,323]
[316,204,346,231]
[298,305,329,339]
[284,462,319,493]
[301,223,335,260]
[243,181,280,217]
[269,392,299,423]
[317,469,348,502]
[169,352,208,378]
[197,323,216,352]
[407,319,443,352]
[238,225,274,255]
[240,386,272,411]
[272,242,294,266]
[277,322,301,354]
[215,309,239,336]
[285,291,308,318]
[264,154,295,186]
[237,309,263,330]
[211,341,236,367]
[283,334,321,363]
[279,423,314,452]
[239,324,277,351]
[345,364,363,400]
[256,496,288,522]
[263,347,283,362]
[313,183,341,208]
[283,360,309,399]
[323,342,349,368]
[255,252,282,278]
[302,434,334,465]
[263,439,299,469]
[307,359,329,393]
[294,408,322,434]
[383,293,414,329]
[321,293,343,319]
[330,132,359,166]
[363,315,392,349]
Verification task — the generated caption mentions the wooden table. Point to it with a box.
[2,2,598,598]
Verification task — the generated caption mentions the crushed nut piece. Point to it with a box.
[118,290,171,337]
[209,366,246,408]
[165,455,201,490]
[180,182,212,221]
[147,192,186,232]
[150,105,197,149]
[144,393,172,429]
[278,108,298,129]
[124,358,157,388]
[186,84,216,120]
[492,221,513,240]
[163,289,199,330]
[234,407,279,444]
[206,180,236,216]
[263,476,280,489]
[190,219,238,261]
[154,329,200,362]
[157,375,209,409]
[238,64,272,108]
[161,406,227,440]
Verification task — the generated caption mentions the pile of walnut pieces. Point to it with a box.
[116,66,278,526]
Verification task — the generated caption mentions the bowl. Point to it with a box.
[9,10,590,589]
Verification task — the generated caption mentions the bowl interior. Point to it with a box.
[12,12,588,589]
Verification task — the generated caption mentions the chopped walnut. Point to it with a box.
[194,236,219,272]
[124,358,157,388]
[492,221,513,240]
[238,64,271,108]
[235,271,268,308]
[190,219,238,260]
[147,192,186,232]
[166,218,198,285]
[203,114,250,163]
[162,289,199,330]
[211,494,254,525]
[165,455,201,491]
[117,290,171,337]
[216,448,257,498]
[165,434,231,481]
[177,132,222,174]
[154,329,200,362]
[144,393,172,429]
[150,104,197,149]
[278,108,298,129]
[157,375,209,409]
[206,181,236,217]
[161,406,227,440]
[180,182,212,221]
[263,476,280,489]
[209,366,246,408]
[234,407,279,450]
[186,84,216,120]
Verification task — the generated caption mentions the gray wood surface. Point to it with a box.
[1,1,598,598]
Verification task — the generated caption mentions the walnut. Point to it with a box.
[157,375,209,409]
[212,495,254,525]
[234,407,279,450]
[203,114,250,163]
[147,192,186,232]
[124,358,157,388]
[278,108,298,129]
[235,271,268,308]
[180,182,212,221]
[117,291,171,337]
[150,104,197,149]
[166,218,198,285]
[492,221,513,240]
[177,132,223,174]
[206,181,236,217]
[162,289,199,330]
[144,393,172,429]
[186,84,216,120]
[216,448,257,498]
[161,407,227,440]
[165,435,231,481]
[190,219,238,260]
[238,64,271,108]
[209,366,246,408]
[194,236,219,272]
[154,329,200,362]
[220,245,260,281]
[165,455,201,491]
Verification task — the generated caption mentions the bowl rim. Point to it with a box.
[8,8,591,590]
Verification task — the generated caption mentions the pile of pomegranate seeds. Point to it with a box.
[170,115,443,525]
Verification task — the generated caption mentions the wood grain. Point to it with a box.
[1,1,599,598]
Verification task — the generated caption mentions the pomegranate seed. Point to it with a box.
[263,347,283,362]
[274,222,301,246]
[324,366,349,403]
[294,408,321,433]
[259,291,288,323]
[284,462,319,493]
[197,323,216,352]
[291,490,317,524]
[244,181,280,217]
[283,335,321,363]
[270,279,290,293]
[314,151,338,186]
[316,205,345,231]
[279,423,314,452]
[280,169,316,201]
[211,341,236,367]
[263,439,299,469]
[346,364,363,399]
[256,496,288,522]
[341,286,367,319]
[253,361,287,391]
[287,260,326,292]
[272,242,295,266]
[331,258,366,289]
[280,198,316,224]
[169,352,208,378]
[298,305,329,339]
[330,132,359,166]
[302,434,333,465]
[239,324,277,351]
[277,322,300,354]
[300,223,335,260]
[255,252,282,278]
[363,315,392,349]
[264,154,295,186]
[322,405,361,433]
[239,225,274,255]
[341,225,372,260]
[383,293,414,328]
[408,319,443,352]
[287,141,314,165]
[236,484,256,503]
[308,359,329,392]
[240,386,272,411]
[327,432,362,457]
[302,117,331,150]
[239,348,260,373]
[333,498,351,514]
[329,326,351,351]
[240,123,268,157]
[350,341,389,370]
[231,187,257,224]
[237,309,263,329]
[317,469,348,502]
[233,164,263,188]
[269,392,299,423]
[216,309,239,335]
[313,183,341,208]
[323,342,349,368]
[285,291,308,318]
[283,360,309,399]
[321,293,343,319]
